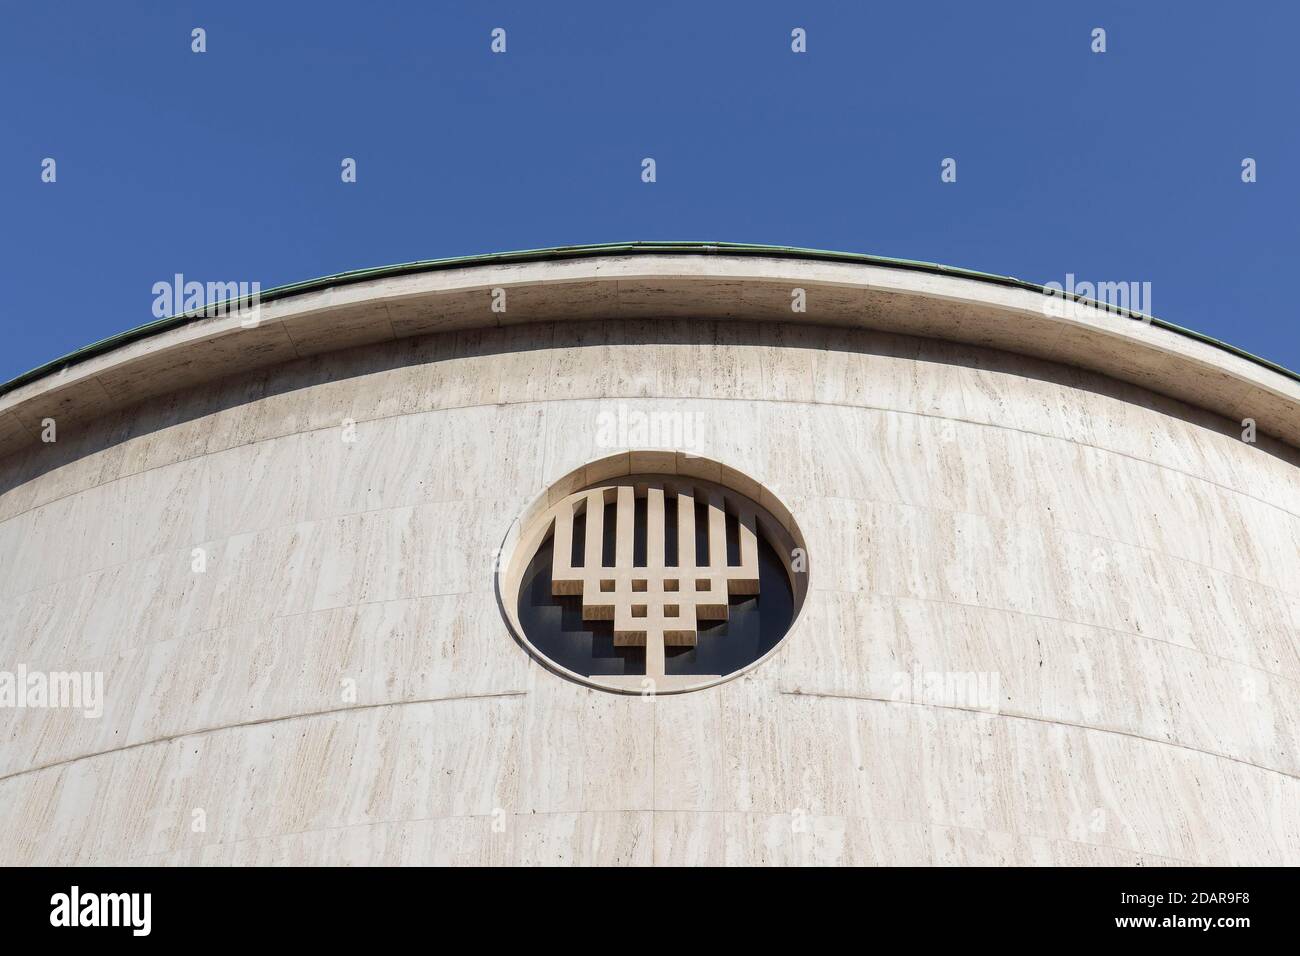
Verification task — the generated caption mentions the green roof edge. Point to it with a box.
[3,240,1296,398]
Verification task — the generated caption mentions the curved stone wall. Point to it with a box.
[1,297,1298,864]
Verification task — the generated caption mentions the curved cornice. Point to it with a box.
[2,242,1298,455]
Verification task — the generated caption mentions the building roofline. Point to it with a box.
[2,240,1296,398]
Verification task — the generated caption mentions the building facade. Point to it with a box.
[1,243,1297,865]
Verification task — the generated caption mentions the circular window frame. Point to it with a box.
[495,452,810,695]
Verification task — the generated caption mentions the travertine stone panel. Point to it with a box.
[653,683,1299,865]
[5,322,1298,526]
[4,254,1299,455]
[0,317,1296,865]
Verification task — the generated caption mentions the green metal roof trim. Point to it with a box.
[3,240,1297,398]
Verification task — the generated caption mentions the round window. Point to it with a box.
[497,455,808,694]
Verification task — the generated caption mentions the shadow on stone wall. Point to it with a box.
[2,318,1298,504]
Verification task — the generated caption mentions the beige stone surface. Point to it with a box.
[3,255,1299,455]
[0,264,1298,865]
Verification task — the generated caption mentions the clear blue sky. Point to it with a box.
[3,1,1297,382]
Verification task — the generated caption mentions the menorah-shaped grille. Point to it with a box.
[550,481,760,679]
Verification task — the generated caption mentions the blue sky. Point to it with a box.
[2,1,1297,381]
